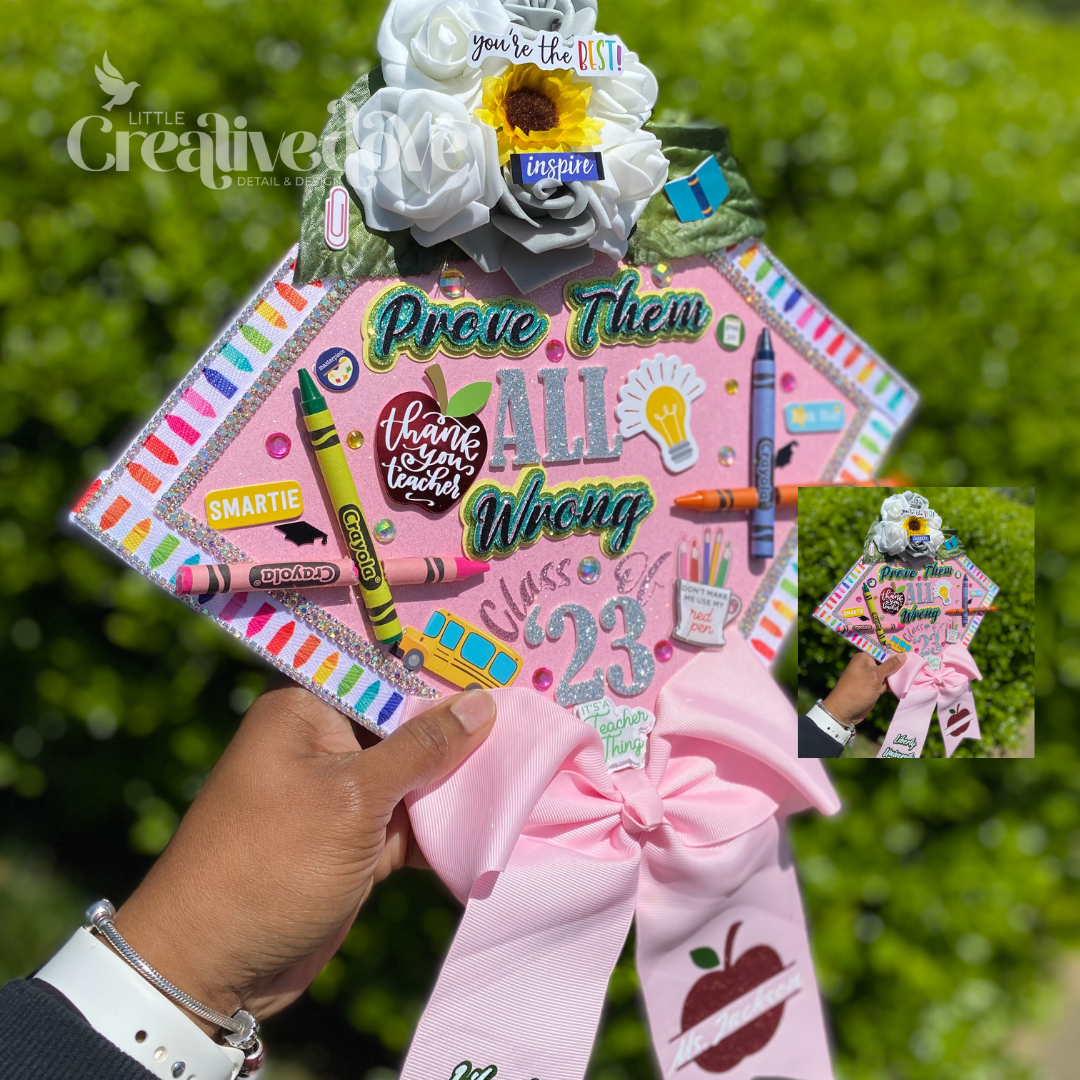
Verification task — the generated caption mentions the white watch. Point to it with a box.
[36,928,245,1080]
[806,700,855,746]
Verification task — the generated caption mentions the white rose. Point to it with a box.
[906,491,929,512]
[502,0,597,38]
[928,510,943,530]
[580,52,658,127]
[379,0,509,107]
[873,520,908,555]
[586,126,667,259]
[925,527,944,554]
[345,86,502,247]
[879,493,909,522]
[598,124,668,201]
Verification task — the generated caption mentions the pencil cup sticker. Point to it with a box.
[616,354,706,473]
[673,581,741,648]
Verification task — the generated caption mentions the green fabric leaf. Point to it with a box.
[445,381,492,418]
[295,66,465,284]
[690,946,721,969]
[625,123,766,266]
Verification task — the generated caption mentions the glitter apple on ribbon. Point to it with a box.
[375,365,491,515]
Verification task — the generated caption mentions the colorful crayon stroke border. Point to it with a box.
[713,238,919,483]
[711,239,918,668]
[70,246,436,738]
[811,552,998,663]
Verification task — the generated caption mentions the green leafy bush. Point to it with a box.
[798,487,1034,757]
[0,1,1077,1079]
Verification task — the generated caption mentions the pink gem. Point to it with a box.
[265,432,291,459]
[653,639,673,662]
[532,667,554,691]
[780,372,796,392]
[545,338,565,362]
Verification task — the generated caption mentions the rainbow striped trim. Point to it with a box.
[716,239,917,482]
[69,247,433,736]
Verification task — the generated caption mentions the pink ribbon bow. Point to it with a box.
[879,644,982,758]
[399,634,840,1080]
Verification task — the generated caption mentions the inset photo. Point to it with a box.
[798,487,1033,759]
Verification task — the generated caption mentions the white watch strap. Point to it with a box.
[36,928,244,1080]
[806,702,853,746]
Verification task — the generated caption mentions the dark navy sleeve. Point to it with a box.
[798,713,846,758]
[0,977,157,1080]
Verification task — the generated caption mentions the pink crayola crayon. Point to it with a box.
[381,557,489,586]
[176,559,358,596]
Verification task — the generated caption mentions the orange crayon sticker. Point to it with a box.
[206,480,303,529]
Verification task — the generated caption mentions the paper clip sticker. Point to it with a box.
[325,185,349,250]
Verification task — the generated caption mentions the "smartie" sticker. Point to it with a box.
[314,346,359,393]
[206,480,304,529]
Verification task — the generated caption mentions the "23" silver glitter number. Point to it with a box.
[546,597,654,707]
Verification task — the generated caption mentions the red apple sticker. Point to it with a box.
[374,365,489,516]
[878,587,903,615]
[946,705,971,737]
[679,922,787,1073]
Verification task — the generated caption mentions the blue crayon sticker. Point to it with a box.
[510,152,604,184]
[784,401,845,433]
[664,156,730,223]
[315,347,359,393]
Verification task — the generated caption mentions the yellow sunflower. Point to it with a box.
[904,514,929,538]
[475,64,604,166]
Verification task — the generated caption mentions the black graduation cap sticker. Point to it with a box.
[275,521,329,546]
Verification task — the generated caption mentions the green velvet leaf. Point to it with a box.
[294,66,465,285]
[445,381,492,418]
[625,123,766,266]
[690,946,721,969]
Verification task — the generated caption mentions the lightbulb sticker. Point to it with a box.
[615,354,706,473]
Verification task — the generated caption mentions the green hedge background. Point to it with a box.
[798,487,1035,757]
[1,0,1077,1078]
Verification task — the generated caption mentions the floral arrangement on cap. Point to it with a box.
[865,491,947,560]
[341,0,668,293]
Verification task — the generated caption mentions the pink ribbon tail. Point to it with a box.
[879,644,983,758]
[399,635,839,1080]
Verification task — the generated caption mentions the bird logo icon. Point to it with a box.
[94,52,139,111]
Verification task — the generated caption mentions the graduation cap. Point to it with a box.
[275,521,329,546]
[663,156,730,223]
[776,440,799,469]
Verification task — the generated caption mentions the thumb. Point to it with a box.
[878,652,907,684]
[359,689,496,809]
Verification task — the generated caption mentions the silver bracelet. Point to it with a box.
[815,698,856,736]
[86,901,263,1074]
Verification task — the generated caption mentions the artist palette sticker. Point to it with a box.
[315,346,359,392]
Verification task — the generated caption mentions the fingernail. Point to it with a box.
[450,690,495,734]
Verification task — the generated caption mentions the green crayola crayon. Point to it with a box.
[298,369,402,645]
[861,581,887,647]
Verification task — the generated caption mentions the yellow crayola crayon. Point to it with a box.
[861,581,887,648]
[298,369,402,645]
